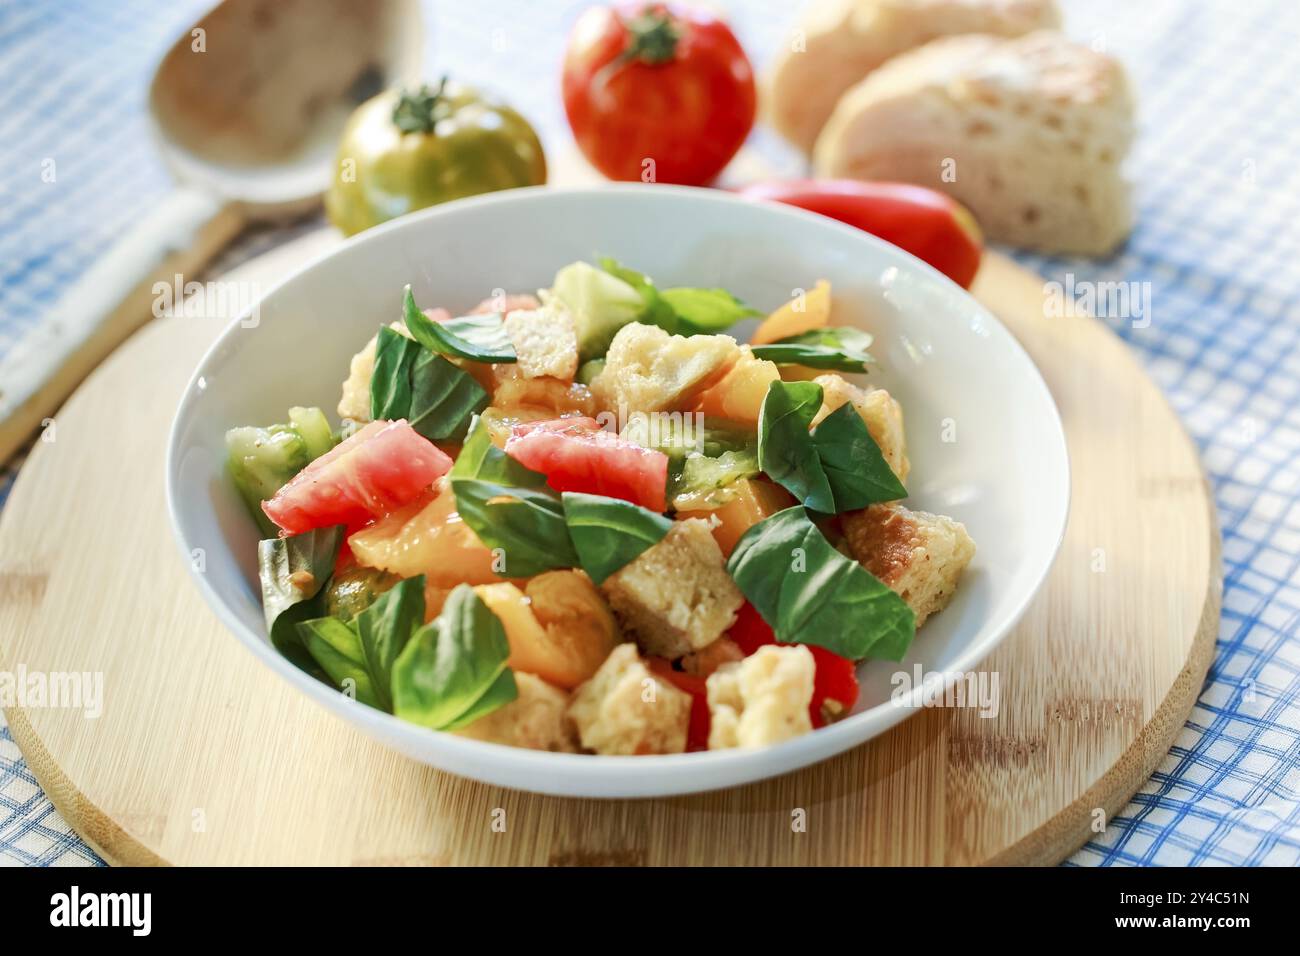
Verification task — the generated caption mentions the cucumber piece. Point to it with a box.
[549,261,644,361]
[226,425,310,535]
[288,406,336,461]
[575,358,605,385]
[669,447,760,511]
[225,405,337,534]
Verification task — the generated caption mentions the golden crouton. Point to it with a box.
[601,518,744,659]
[504,302,579,381]
[811,373,910,481]
[843,502,975,627]
[567,644,691,755]
[454,672,578,753]
[706,645,815,749]
[593,323,740,415]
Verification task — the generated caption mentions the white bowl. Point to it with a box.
[167,185,1069,797]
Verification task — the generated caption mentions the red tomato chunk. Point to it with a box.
[262,420,452,535]
[504,417,669,513]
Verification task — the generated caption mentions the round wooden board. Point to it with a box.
[0,233,1220,866]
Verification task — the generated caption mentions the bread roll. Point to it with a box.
[813,31,1135,254]
[766,0,1060,154]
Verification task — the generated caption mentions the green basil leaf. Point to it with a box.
[598,258,680,334]
[727,507,916,661]
[449,419,574,576]
[452,478,578,577]
[451,416,548,487]
[402,285,516,363]
[758,380,906,513]
[660,286,761,334]
[370,326,420,421]
[750,327,876,372]
[758,380,835,512]
[297,575,425,711]
[353,575,426,712]
[391,584,517,730]
[407,349,489,441]
[811,403,908,509]
[562,491,673,585]
[441,668,518,731]
[371,326,488,441]
[296,617,383,708]
[257,526,345,670]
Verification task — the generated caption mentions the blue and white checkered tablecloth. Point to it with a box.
[2,0,1298,867]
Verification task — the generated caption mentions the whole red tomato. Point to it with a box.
[562,3,756,185]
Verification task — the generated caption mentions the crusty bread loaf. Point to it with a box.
[813,31,1135,254]
[767,0,1060,154]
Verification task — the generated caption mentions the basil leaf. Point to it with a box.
[562,491,672,585]
[258,526,345,670]
[758,380,906,513]
[371,326,487,441]
[353,575,426,712]
[451,416,548,487]
[402,285,516,363]
[660,286,761,334]
[750,327,876,372]
[371,326,419,421]
[407,349,489,441]
[296,617,383,708]
[598,258,679,333]
[297,575,425,711]
[727,507,916,661]
[442,669,518,731]
[758,380,834,512]
[449,419,576,576]
[452,478,578,577]
[811,403,908,509]
[596,259,761,335]
[391,584,517,730]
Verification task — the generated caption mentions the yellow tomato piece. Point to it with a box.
[694,348,781,424]
[750,279,831,346]
[349,484,501,587]
[475,571,621,689]
[678,478,795,556]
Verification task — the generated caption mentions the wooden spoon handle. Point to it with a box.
[0,188,245,463]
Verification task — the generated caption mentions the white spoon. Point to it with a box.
[0,0,422,460]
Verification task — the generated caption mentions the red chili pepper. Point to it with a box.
[727,602,860,728]
[647,658,711,751]
[735,179,983,289]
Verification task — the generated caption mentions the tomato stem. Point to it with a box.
[392,76,449,134]
[619,7,680,65]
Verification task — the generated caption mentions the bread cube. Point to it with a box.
[601,518,744,659]
[843,502,975,627]
[567,644,691,755]
[811,373,909,481]
[706,645,816,749]
[454,672,578,753]
[593,323,740,415]
[504,302,579,381]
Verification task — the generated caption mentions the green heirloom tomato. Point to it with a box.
[325,79,547,236]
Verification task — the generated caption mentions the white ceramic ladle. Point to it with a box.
[0,0,422,460]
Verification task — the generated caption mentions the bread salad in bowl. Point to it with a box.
[228,259,975,757]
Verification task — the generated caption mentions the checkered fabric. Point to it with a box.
[2,0,1298,867]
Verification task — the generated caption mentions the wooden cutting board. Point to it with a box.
[0,232,1219,866]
